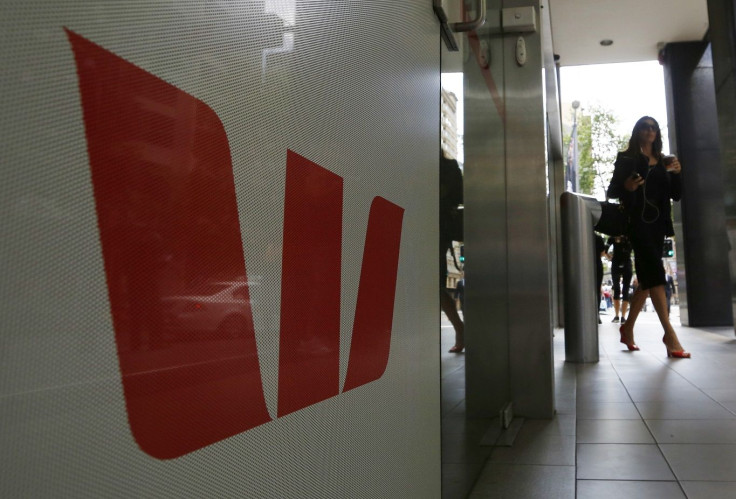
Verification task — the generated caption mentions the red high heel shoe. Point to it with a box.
[619,326,640,351]
[663,338,691,358]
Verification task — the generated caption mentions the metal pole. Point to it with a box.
[560,192,601,362]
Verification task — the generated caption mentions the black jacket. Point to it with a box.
[606,152,682,236]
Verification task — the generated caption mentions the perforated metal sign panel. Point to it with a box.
[0,1,441,497]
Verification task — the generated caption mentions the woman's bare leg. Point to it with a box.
[441,289,464,351]
[620,286,648,344]
[649,285,686,352]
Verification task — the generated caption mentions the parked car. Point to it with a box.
[161,279,258,340]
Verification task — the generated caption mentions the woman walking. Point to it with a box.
[606,116,690,358]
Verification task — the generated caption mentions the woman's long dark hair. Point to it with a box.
[624,116,663,159]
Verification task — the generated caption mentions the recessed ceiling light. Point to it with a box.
[600,39,613,46]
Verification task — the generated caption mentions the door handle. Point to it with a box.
[434,0,487,51]
[452,0,487,32]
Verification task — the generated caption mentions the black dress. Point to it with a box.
[606,152,681,290]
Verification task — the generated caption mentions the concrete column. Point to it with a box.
[707,0,736,333]
[662,41,733,327]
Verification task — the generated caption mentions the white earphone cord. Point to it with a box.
[640,167,660,223]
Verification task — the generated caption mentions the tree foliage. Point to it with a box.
[577,114,593,194]
[567,105,628,198]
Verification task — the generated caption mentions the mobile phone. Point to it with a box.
[663,154,677,171]
[631,172,641,180]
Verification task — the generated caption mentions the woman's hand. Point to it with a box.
[667,157,682,174]
[624,174,645,192]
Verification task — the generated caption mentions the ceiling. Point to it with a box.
[548,0,710,67]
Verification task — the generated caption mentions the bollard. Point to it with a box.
[560,192,602,363]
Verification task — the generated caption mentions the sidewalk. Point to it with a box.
[442,306,736,498]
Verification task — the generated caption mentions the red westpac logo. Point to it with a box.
[66,29,404,459]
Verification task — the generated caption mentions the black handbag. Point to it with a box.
[595,201,628,236]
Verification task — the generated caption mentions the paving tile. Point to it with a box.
[576,377,622,390]
[577,480,685,499]
[576,401,640,419]
[702,388,736,402]
[684,375,736,390]
[555,395,576,415]
[625,386,705,402]
[620,376,694,392]
[635,399,736,419]
[614,359,684,374]
[660,444,736,481]
[576,386,631,403]
[577,444,674,480]
[469,463,574,499]
[442,372,466,391]
[723,401,736,414]
[442,412,495,439]
[442,426,494,465]
[443,462,486,499]
[520,416,576,438]
[576,419,654,444]
[646,419,736,444]
[441,388,465,413]
[680,481,736,499]
[490,434,575,466]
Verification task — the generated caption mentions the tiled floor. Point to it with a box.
[441,307,736,498]
[440,312,495,498]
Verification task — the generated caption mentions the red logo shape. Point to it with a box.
[278,151,343,416]
[343,195,404,392]
[66,28,271,459]
[67,29,404,459]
